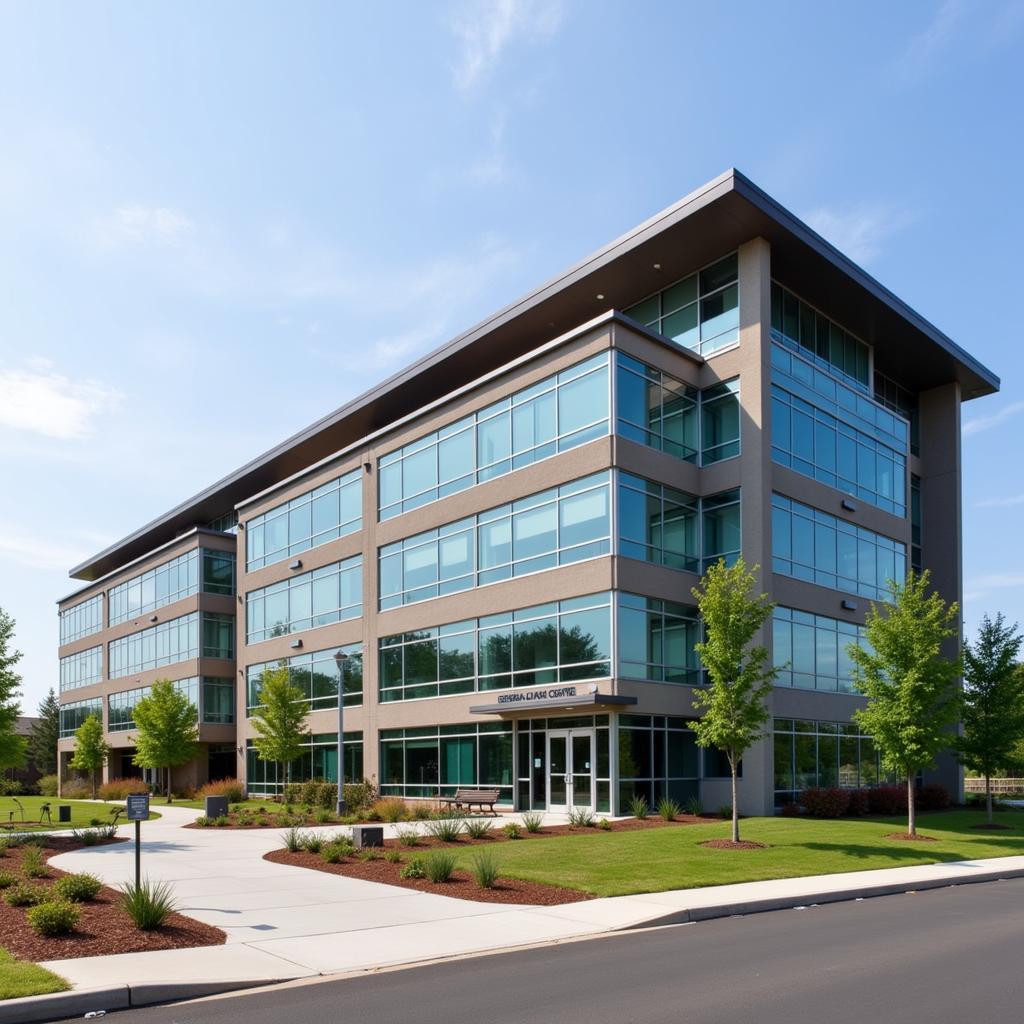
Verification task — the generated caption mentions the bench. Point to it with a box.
[440,788,501,816]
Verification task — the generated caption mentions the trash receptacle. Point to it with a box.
[58,805,71,823]
[204,795,229,819]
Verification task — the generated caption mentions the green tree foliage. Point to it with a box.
[0,609,27,773]
[28,689,60,777]
[250,666,308,794]
[849,570,961,836]
[69,714,109,799]
[957,614,1024,824]
[132,680,200,803]
[691,558,776,843]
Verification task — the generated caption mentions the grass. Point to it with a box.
[0,796,159,832]
[0,948,69,1000]
[443,810,1024,897]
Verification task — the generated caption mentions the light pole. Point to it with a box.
[333,650,348,816]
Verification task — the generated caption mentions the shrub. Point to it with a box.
[121,879,177,930]
[356,848,378,862]
[424,850,457,883]
[282,826,304,853]
[800,787,850,819]
[568,806,595,828]
[194,816,211,828]
[779,801,800,817]
[321,839,353,864]
[400,856,426,879]
[198,778,245,804]
[37,774,59,797]
[314,808,333,824]
[89,818,103,827]
[471,850,499,889]
[412,803,434,821]
[684,795,704,817]
[426,815,464,843]
[21,847,48,878]
[384,849,403,864]
[5,883,45,907]
[867,785,907,816]
[61,778,92,799]
[71,828,99,846]
[213,815,229,827]
[53,873,102,902]
[598,818,612,830]
[343,779,377,813]
[27,900,80,937]
[918,784,952,812]
[657,797,681,821]
[502,822,522,840]
[717,805,733,820]
[846,789,870,817]
[0,871,15,888]
[629,794,649,820]
[395,826,421,847]
[372,798,409,823]
[99,777,150,801]
[521,811,544,833]
[464,819,492,840]
[0,778,25,795]
[301,830,328,854]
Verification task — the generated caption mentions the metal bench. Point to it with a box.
[440,788,501,816]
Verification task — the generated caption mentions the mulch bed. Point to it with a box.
[700,839,768,851]
[0,837,225,961]
[885,833,938,842]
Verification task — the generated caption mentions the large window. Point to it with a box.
[772,607,868,694]
[59,594,103,645]
[875,370,919,456]
[617,594,700,685]
[770,282,870,388]
[59,698,102,738]
[379,593,611,702]
[107,677,233,732]
[379,473,611,610]
[618,714,699,808]
[380,723,513,801]
[624,253,739,356]
[246,555,362,644]
[771,494,906,601]
[773,718,894,807]
[246,643,362,715]
[246,732,363,796]
[379,354,610,521]
[109,612,234,678]
[108,548,236,626]
[59,646,103,693]
[246,469,362,571]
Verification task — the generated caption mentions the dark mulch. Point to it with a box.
[265,848,590,905]
[700,839,768,851]
[885,833,938,842]
[971,822,1014,830]
[0,837,225,961]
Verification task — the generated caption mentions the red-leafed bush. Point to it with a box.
[867,785,907,816]
[779,801,801,817]
[800,787,851,818]
[846,789,870,816]
[917,784,951,812]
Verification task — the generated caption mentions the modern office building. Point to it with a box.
[56,170,998,814]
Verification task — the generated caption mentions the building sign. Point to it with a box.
[495,686,579,706]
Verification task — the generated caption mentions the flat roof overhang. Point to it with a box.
[469,692,638,716]
[70,168,1000,582]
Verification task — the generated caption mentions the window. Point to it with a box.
[379,593,611,702]
[771,494,906,601]
[875,370,919,456]
[207,511,239,534]
[701,489,741,572]
[624,253,739,356]
[247,643,362,715]
[246,732,363,796]
[59,594,103,645]
[59,698,102,738]
[379,473,611,609]
[700,380,741,464]
[770,282,870,388]
[617,473,698,571]
[246,555,362,643]
[59,646,103,693]
[617,594,700,684]
[911,474,922,572]
[618,714,698,808]
[379,354,610,520]
[246,469,362,571]
[107,677,231,731]
[772,607,868,693]
[516,716,611,812]
[109,612,234,678]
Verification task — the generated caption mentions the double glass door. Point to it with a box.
[547,730,595,812]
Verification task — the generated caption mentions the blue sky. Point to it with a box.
[1,0,1022,712]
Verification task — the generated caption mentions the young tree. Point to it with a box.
[70,713,110,799]
[0,608,27,774]
[28,688,60,777]
[249,666,307,797]
[957,614,1024,824]
[691,558,777,843]
[132,680,200,803]
[849,570,961,837]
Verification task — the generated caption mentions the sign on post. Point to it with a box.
[125,793,150,888]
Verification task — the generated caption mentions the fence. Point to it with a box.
[963,778,1024,794]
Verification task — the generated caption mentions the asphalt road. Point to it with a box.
[112,879,1024,1024]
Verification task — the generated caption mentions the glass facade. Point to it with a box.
[618,714,699,807]
[380,723,513,801]
[246,642,363,715]
[770,344,907,517]
[911,474,922,572]
[624,253,740,356]
[516,716,611,812]
[59,594,103,645]
[108,548,236,626]
[379,593,611,702]
[379,473,611,610]
[617,593,701,685]
[771,494,906,601]
[59,697,102,738]
[379,354,609,521]
[246,468,362,571]
[246,555,362,644]
[773,718,894,807]
[246,732,363,796]
[207,511,239,534]
[770,282,870,388]
[107,676,234,732]
[875,370,919,456]
[59,646,103,693]
[109,612,234,678]
[771,607,868,693]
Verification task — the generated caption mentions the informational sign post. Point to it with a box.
[125,793,150,889]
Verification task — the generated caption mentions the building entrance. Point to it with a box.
[546,729,595,812]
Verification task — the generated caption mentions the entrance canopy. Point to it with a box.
[469,684,637,717]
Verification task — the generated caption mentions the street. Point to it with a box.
[111,878,1024,1024]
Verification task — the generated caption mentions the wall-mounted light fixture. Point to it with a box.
[841,599,858,611]
[841,499,856,512]
[364,462,372,473]
[290,639,303,649]
[289,560,302,570]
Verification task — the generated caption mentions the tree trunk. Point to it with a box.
[731,757,739,843]
[907,775,916,836]
[986,774,993,825]
[92,768,97,800]
[166,766,173,804]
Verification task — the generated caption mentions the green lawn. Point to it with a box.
[0,796,160,831]
[0,949,68,1001]
[446,810,1024,897]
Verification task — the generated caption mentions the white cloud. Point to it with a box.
[0,526,109,572]
[975,494,1024,509]
[962,400,1024,437]
[449,0,565,90]
[963,572,1024,605]
[897,0,966,79]
[0,364,121,440]
[97,204,194,247]
[804,202,913,265]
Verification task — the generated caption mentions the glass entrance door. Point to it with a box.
[547,730,595,812]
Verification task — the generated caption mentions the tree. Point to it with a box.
[957,614,1024,824]
[132,680,200,803]
[70,713,109,799]
[28,689,60,777]
[0,608,27,773]
[691,558,777,843]
[250,666,308,797]
[849,570,961,837]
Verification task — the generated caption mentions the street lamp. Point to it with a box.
[333,650,349,816]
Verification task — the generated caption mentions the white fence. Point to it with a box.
[964,778,1024,794]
